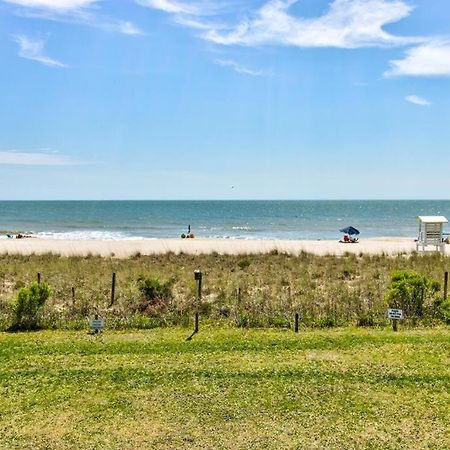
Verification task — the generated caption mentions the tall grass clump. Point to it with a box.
[137,276,173,315]
[9,282,51,331]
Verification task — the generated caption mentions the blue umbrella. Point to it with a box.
[340,226,360,236]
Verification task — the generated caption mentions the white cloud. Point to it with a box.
[4,0,143,36]
[137,0,225,16]
[386,40,450,77]
[141,0,421,49]
[0,151,76,165]
[206,0,421,48]
[214,58,269,76]
[405,95,431,106]
[14,35,67,68]
[2,0,97,12]
[137,0,203,15]
[118,21,144,35]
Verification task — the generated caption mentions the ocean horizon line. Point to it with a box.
[1,199,449,241]
[1,199,450,202]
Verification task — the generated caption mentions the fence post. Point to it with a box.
[294,313,299,333]
[187,270,202,340]
[110,272,116,307]
[72,287,76,306]
[444,272,448,300]
[194,312,199,334]
[37,272,41,284]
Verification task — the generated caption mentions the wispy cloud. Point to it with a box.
[214,58,270,76]
[137,0,224,16]
[206,0,422,48]
[405,95,431,106]
[4,0,143,35]
[386,40,450,77]
[14,35,67,68]
[140,0,422,49]
[118,21,144,35]
[0,150,77,165]
[137,0,203,15]
[3,0,97,12]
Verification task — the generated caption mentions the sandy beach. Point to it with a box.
[0,236,443,257]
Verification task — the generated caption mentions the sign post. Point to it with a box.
[387,308,403,332]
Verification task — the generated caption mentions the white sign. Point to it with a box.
[90,318,105,331]
[387,309,403,320]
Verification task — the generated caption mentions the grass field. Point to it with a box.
[0,327,449,449]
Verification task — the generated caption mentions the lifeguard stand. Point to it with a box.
[417,216,448,252]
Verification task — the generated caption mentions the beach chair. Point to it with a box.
[339,235,358,244]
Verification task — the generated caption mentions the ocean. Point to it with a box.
[0,200,449,240]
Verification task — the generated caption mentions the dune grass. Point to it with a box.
[0,327,449,449]
[0,252,449,330]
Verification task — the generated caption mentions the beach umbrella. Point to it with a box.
[339,226,360,236]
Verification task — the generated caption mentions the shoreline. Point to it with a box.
[0,236,443,257]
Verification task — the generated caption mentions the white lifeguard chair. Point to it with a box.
[417,216,448,252]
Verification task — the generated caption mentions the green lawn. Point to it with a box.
[0,327,449,449]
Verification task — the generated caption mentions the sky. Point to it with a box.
[1,0,450,200]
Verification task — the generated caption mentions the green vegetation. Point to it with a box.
[137,276,173,304]
[0,327,448,449]
[386,270,440,318]
[0,253,449,330]
[10,282,51,331]
[0,254,448,448]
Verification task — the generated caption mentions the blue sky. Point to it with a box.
[1,0,450,200]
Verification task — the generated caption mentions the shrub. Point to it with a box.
[10,282,51,331]
[385,270,440,318]
[237,259,251,270]
[434,298,450,324]
[137,277,172,305]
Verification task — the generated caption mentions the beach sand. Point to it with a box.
[0,237,443,257]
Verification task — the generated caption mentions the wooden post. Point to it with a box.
[194,312,199,333]
[294,313,299,333]
[235,287,242,322]
[392,319,398,332]
[187,270,202,340]
[196,271,202,302]
[195,271,202,332]
[37,272,41,284]
[444,272,448,300]
[71,287,76,306]
[110,273,116,307]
